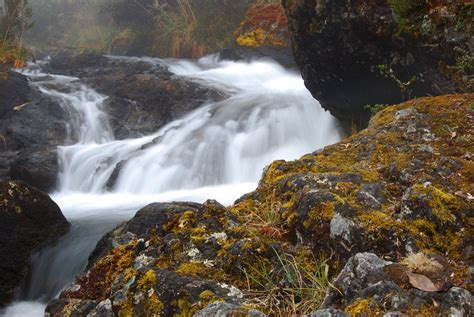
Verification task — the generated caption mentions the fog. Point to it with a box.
[21,0,259,58]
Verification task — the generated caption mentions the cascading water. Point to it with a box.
[1,55,341,316]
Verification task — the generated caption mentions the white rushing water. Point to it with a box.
[2,55,341,316]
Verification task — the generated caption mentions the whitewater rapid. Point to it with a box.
[2,55,341,316]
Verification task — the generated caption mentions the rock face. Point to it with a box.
[0,70,67,191]
[47,54,226,139]
[46,94,473,316]
[283,0,473,129]
[0,181,70,305]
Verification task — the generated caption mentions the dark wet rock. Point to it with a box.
[195,301,266,317]
[0,152,17,182]
[10,147,58,192]
[47,54,226,139]
[283,0,473,130]
[219,46,296,69]
[0,71,67,190]
[0,181,70,305]
[0,81,67,151]
[0,71,30,118]
[47,53,110,76]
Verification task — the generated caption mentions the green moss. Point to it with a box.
[190,227,208,245]
[176,262,215,278]
[303,202,336,229]
[199,290,218,302]
[411,184,460,224]
[146,293,164,316]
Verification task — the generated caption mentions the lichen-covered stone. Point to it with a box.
[320,253,473,316]
[194,301,266,317]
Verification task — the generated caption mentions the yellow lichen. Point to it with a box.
[344,298,373,315]
[138,270,157,291]
[411,184,460,224]
[303,202,336,229]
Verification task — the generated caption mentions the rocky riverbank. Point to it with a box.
[46,94,473,316]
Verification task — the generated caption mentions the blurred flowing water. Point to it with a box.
[1,55,341,316]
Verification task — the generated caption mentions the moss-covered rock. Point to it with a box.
[46,94,473,316]
[320,253,473,316]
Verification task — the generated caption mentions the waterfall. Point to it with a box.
[1,55,341,316]
[56,55,340,193]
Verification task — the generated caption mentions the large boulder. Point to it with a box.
[0,181,70,305]
[47,54,226,139]
[283,0,473,129]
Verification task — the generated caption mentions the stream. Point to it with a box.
[1,55,341,316]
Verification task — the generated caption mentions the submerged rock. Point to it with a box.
[0,181,70,305]
[283,0,473,129]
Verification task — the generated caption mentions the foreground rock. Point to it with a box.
[47,54,225,139]
[46,94,473,316]
[310,252,472,316]
[46,201,273,316]
[0,181,70,305]
[283,0,473,129]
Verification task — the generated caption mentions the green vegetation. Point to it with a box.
[154,0,253,58]
[388,0,426,21]
[0,0,32,77]
[242,249,332,316]
[365,103,390,115]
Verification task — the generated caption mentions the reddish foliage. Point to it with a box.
[245,4,288,30]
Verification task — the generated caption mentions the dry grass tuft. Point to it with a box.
[400,252,444,273]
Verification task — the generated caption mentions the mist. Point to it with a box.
[24,0,264,58]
